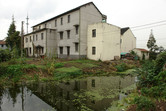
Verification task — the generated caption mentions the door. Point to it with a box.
[67,46,70,56]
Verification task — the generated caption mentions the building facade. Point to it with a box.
[87,23,136,61]
[87,23,121,61]
[24,2,106,58]
[120,27,136,53]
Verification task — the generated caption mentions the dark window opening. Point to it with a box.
[41,33,44,40]
[33,35,35,41]
[92,29,96,37]
[92,47,96,55]
[60,32,63,40]
[67,30,70,39]
[36,35,38,41]
[68,15,70,23]
[30,48,31,54]
[75,25,79,34]
[55,20,57,27]
[67,46,70,56]
[59,47,63,54]
[61,17,63,25]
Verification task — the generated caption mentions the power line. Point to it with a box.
[131,23,166,31]
[131,20,166,29]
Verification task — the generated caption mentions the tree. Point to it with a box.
[6,16,21,56]
[147,30,158,60]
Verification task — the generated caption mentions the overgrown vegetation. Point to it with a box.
[127,52,166,110]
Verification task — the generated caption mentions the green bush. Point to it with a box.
[154,52,166,74]
[0,49,11,62]
[115,63,127,72]
[134,96,155,111]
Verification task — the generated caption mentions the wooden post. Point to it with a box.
[21,21,24,57]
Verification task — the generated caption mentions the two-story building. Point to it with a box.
[24,2,106,58]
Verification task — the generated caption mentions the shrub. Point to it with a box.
[0,49,11,62]
[154,52,166,74]
[134,96,155,111]
[115,63,127,72]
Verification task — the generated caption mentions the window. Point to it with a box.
[30,36,31,42]
[39,26,41,30]
[68,15,70,23]
[92,29,96,37]
[60,32,63,40]
[61,17,63,25]
[59,47,63,54]
[75,43,79,52]
[36,35,38,41]
[92,47,96,55]
[45,24,47,28]
[55,20,57,27]
[26,38,28,43]
[1,45,3,47]
[30,48,31,54]
[41,47,44,54]
[75,25,79,34]
[67,30,70,39]
[41,33,44,40]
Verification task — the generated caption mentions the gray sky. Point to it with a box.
[0,0,166,49]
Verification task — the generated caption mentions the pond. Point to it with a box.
[0,76,136,111]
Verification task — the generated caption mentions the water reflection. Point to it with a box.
[0,76,135,111]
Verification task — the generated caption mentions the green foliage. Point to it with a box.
[0,49,11,62]
[34,74,39,81]
[134,96,155,111]
[54,63,64,68]
[141,84,166,99]
[115,63,128,72]
[6,21,21,50]
[154,52,166,74]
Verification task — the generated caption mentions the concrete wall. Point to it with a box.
[87,23,121,61]
[121,29,136,53]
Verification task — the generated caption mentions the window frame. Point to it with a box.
[92,29,96,37]
[60,32,63,40]
[59,47,63,54]
[92,47,96,55]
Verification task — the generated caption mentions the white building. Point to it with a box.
[87,23,136,61]
[24,2,106,58]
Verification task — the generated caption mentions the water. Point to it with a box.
[0,76,135,111]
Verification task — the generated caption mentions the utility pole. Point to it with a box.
[21,21,24,57]
[26,14,29,34]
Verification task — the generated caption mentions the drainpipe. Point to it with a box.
[79,9,81,59]
[46,29,47,57]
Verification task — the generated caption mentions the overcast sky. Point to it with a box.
[0,0,166,49]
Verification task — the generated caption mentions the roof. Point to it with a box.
[121,27,129,35]
[33,2,103,27]
[0,40,6,45]
[135,48,149,52]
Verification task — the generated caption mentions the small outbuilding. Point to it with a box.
[133,48,149,60]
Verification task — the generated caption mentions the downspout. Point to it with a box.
[79,9,81,58]
[46,29,47,57]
